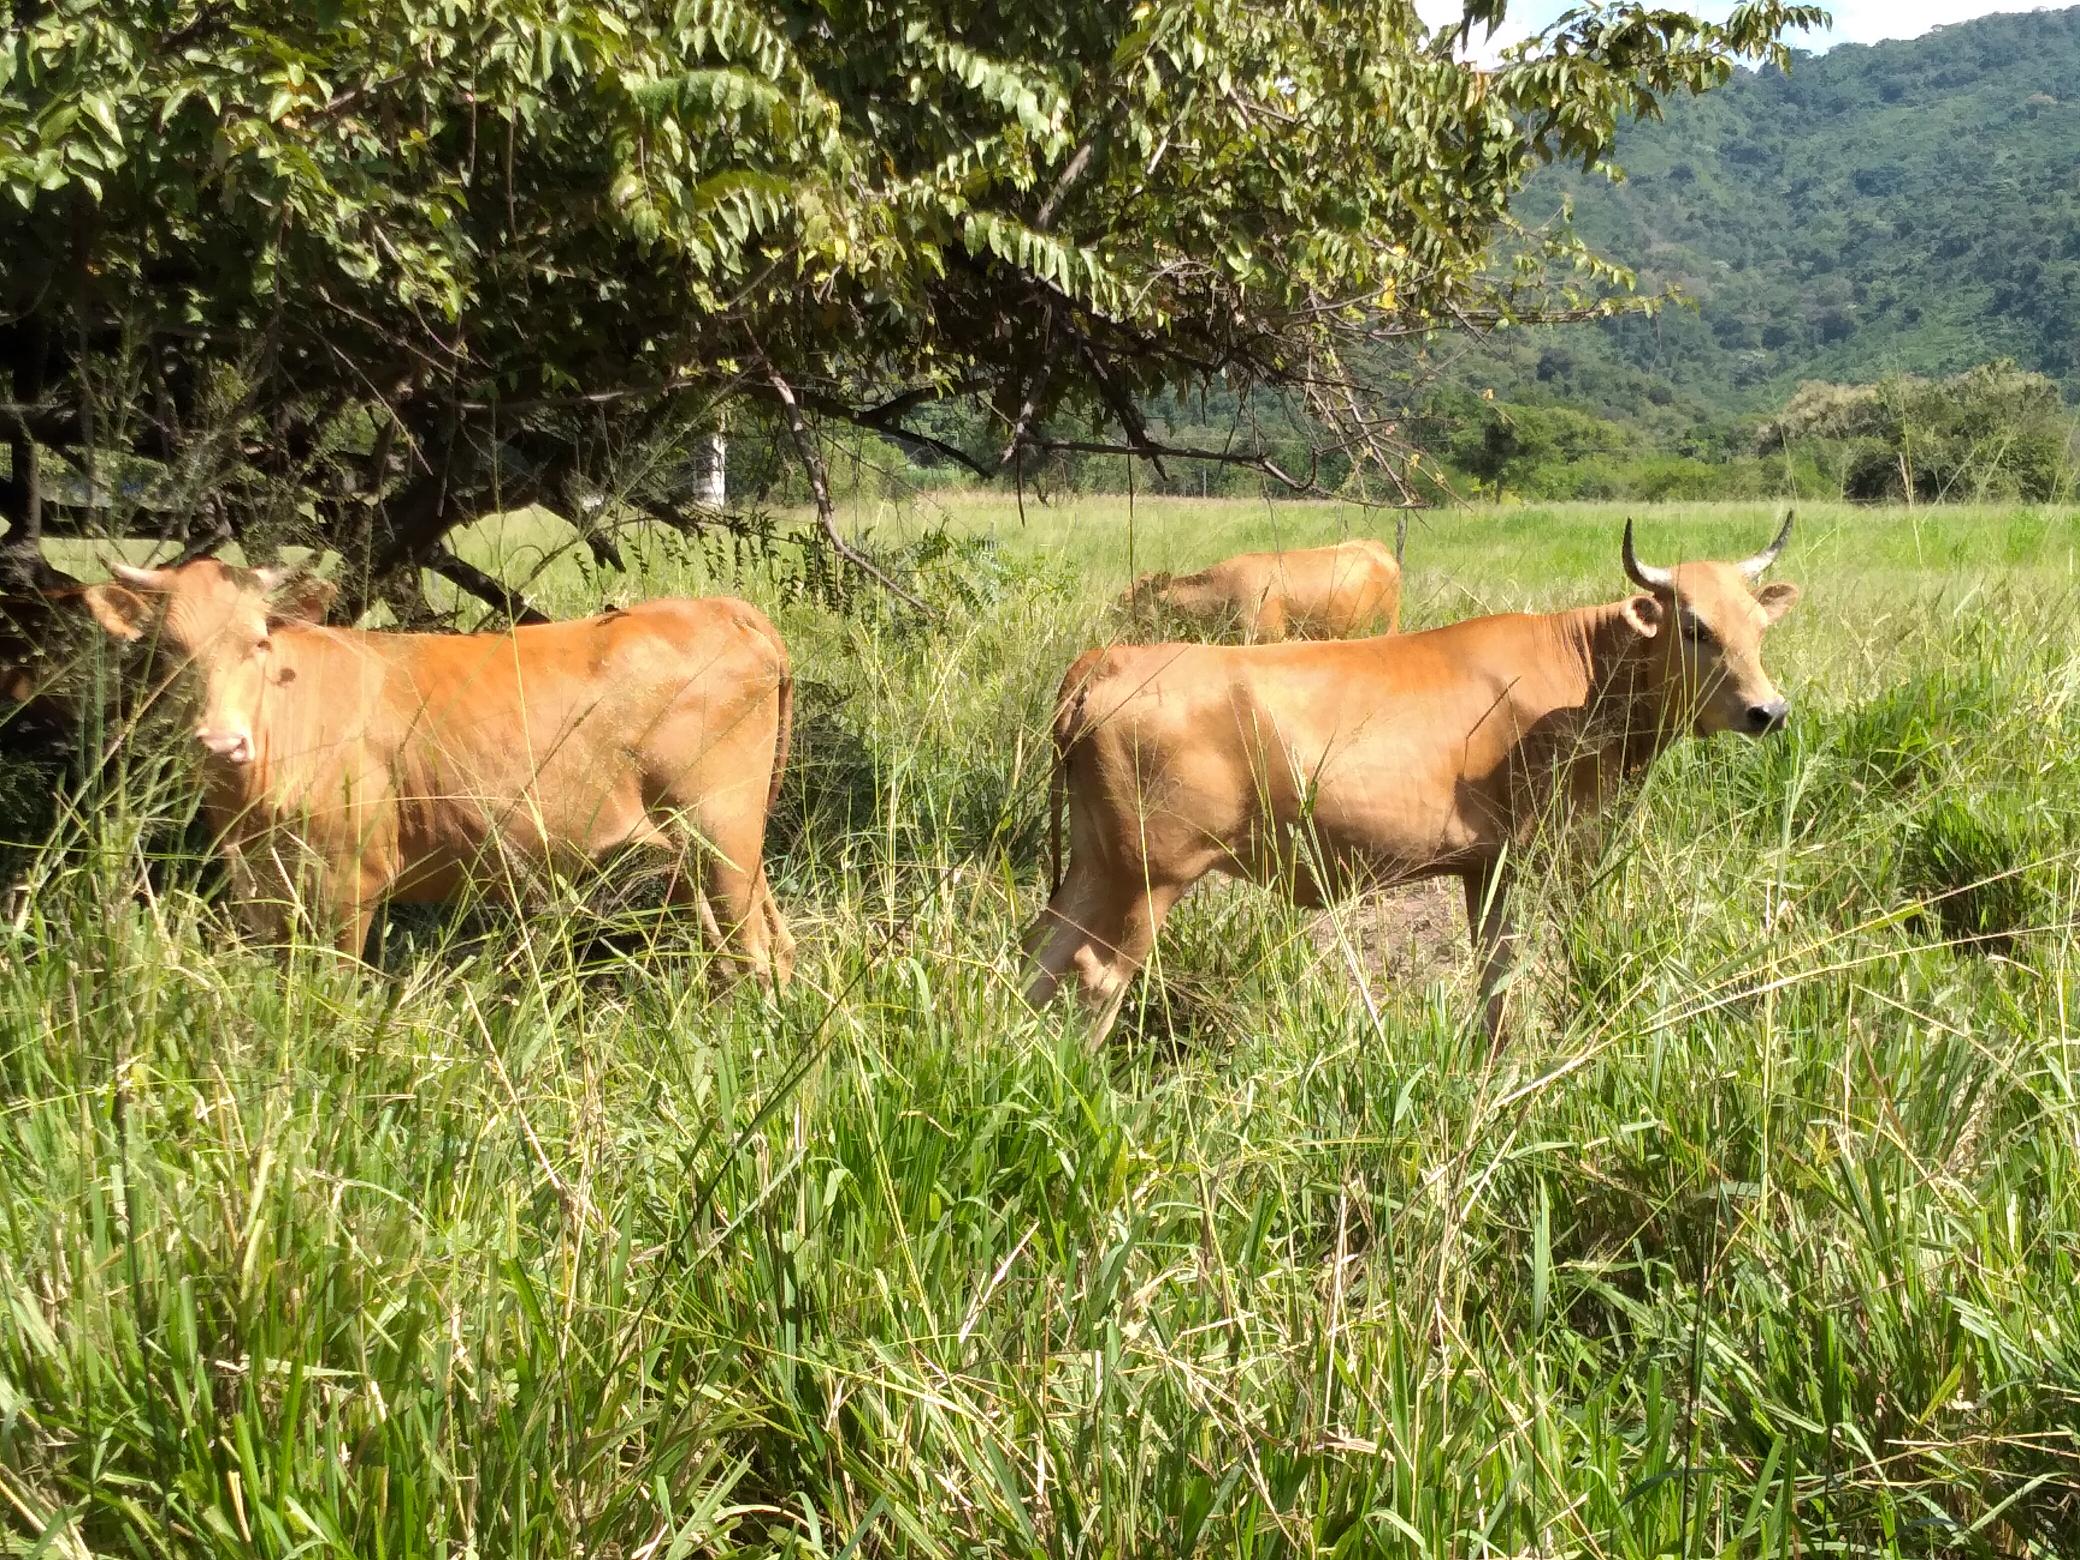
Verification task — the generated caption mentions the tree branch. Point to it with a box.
[780,386,990,477]
[0,402,84,449]
[993,318,1058,471]
[764,366,929,612]
[1035,136,1098,232]
[426,547,550,625]
[1063,316,1169,481]
[1021,434,1321,492]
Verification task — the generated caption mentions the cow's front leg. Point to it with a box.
[1022,869,1105,1005]
[1070,879,1189,1041]
[222,839,295,947]
[1463,861,1522,1052]
[234,834,383,961]
[1024,871,1188,1041]
[329,863,385,962]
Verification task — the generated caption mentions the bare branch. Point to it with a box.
[1021,434,1330,493]
[764,365,929,613]
[783,386,991,478]
[1035,135,1098,231]
[426,547,550,626]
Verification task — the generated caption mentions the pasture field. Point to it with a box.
[4,496,2080,1556]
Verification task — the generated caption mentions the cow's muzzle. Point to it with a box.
[1744,698,1789,735]
[196,726,254,764]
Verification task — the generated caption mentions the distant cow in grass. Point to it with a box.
[1120,534,1404,644]
[81,559,794,982]
[1028,517,1799,1042]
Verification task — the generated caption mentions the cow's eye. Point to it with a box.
[1682,617,1714,646]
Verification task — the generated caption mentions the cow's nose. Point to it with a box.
[1746,698,1789,734]
[196,726,253,764]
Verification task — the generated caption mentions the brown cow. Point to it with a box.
[80,559,794,982]
[1026,517,1799,1040]
[1120,534,1404,643]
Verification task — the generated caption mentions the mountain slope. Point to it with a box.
[1488,5,2080,424]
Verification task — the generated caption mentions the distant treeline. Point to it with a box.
[746,360,2078,508]
[1410,360,2078,505]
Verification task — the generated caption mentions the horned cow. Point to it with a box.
[1027,517,1800,1041]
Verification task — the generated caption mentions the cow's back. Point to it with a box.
[1190,540,1399,640]
[251,597,788,884]
[1276,538,1401,638]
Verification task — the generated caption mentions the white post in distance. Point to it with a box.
[700,432,726,507]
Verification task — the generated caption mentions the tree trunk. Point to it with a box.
[699,432,726,507]
[1,322,52,589]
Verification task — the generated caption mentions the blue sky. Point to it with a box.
[1415,1,2074,53]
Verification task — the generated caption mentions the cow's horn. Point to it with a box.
[1621,518,1672,592]
[109,560,177,591]
[252,564,294,592]
[1738,511,1794,579]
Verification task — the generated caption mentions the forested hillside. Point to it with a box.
[1483,4,2080,428]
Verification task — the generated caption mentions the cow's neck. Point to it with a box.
[200,751,271,834]
[1552,600,1679,778]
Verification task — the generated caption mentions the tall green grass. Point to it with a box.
[3,499,2077,1556]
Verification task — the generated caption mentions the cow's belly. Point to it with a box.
[1311,799,1492,886]
[1221,724,1504,901]
[385,855,474,903]
[1227,785,1489,903]
[387,769,656,898]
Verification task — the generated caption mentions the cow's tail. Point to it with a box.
[1045,649,1102,897]
[768,658,794,820]
[1047,746,1065,898]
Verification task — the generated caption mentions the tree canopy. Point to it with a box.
[1,0,1821,614]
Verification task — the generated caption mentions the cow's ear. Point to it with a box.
[81,584,151,642]
[1619,593,1664,640]
[266,575,338,627]
[1756,581,1800,624]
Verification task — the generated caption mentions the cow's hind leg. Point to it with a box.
[755,868,794,986]
[664,816,788,991]
[637,749,789,989]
